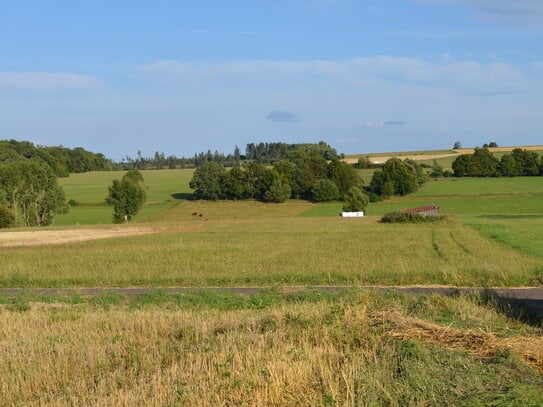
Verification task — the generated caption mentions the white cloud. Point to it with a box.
[366,121,404,128]
[0,72,102,90]
[138,57,529,95]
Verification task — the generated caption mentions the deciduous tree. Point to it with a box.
[106,170,147,223]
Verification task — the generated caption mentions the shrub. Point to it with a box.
[380,211,446,224]
[0,204,15,228]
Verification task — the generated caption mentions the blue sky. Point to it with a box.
[1,0,542,159]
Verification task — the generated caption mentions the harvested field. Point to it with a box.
[0,225,198,247]
[343,145,543,164]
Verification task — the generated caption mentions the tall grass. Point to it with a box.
[1,215,540,287]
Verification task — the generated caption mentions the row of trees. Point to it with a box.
[0,140,114,177]
[452,148,542,177]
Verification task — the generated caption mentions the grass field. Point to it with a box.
[3,171,543,287]
[56,169,194,225]
[1,290,541,406]
[59,169,194,204]
[3,151,543,406]
[1,209,541,287]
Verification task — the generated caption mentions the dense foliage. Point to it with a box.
[369,158,427,198]
[453,148,542,177]
[245,141,338,164]
[106,170,147,223]
[189,154,364,204]
[0,140,114,177]
[0,160,67,226]
[0,204,15,228]
[342,187,369,212]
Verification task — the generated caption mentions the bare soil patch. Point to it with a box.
[0,225,198,247]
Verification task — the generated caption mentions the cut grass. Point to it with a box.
[0,291,541,406]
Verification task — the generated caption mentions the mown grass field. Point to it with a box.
[1,290,542,406]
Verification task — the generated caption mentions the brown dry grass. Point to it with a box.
[0,225,199,247]
[0,296,541,406]
[374,311,543,373]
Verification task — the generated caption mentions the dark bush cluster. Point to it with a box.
[380,211,446,223]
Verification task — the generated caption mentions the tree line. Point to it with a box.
[0,139,115,177]
[120,142,339,170]
[452,148,543,177]
[189,151,429,210]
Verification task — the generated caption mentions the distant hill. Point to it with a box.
[0,140,115,177]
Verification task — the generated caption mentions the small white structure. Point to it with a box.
[341,211,364,217]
